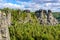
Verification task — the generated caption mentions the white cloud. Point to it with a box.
[16,1,60,12]
[0,0,3,2]
[0,0,60,12]
[0,0,3,1]
[0,3,25,10]
[16,1,41,11]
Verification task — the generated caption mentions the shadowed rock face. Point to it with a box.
[35,10,41,18]
[23,10,30,13]
[47,10,52,24]
[35,9,47,24]
[47,10,52,17]
[35,9,58,25]
[47,10,58,25]
[48,10,51,13]
[35,10,47,18]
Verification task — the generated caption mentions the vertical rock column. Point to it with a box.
[43,10,47,24]
[47,10,58,25]
[47,10,53,25]
[0,11,10,40]
[0,11,2,40]
[6,11,11,26]
[6,11,11,40]
[39,10,47,24]
[39,10,44,24]
[35,10,43,24]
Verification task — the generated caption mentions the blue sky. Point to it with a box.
[0,0,60,12]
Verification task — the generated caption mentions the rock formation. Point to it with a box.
[47,10,58,25]
[23,10,30,13]
[0,10,11,40]
[35,9,47,24]
[19,10,33,24]
[35,9,58,25]
[19,9,58,25]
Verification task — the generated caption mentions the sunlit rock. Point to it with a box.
[47,10,58,25]
[0,10,10,40]
[35,9,58,25]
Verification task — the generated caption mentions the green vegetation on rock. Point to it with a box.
[1,8,60,40]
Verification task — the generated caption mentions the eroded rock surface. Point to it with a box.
[0,10,11,40]
[35,9,58,25]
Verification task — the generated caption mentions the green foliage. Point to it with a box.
[9,22,60,40]
[1,8,60,40]
[53,12,60,22]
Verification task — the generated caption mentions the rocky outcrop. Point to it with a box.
[35,9,58,25]
[47,10,58,25]
[35,9,47,24]
[0,10,11,40]
[19,9,58,25]
[23,10,30,13]
[19,10,33,24]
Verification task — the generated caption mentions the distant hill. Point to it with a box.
[52,12,60,23]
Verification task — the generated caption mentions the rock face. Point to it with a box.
[19,10,32,24]
[0,10,11,40]
[47,10,58,25]
[35,9,58,25]
[23,10,30,13]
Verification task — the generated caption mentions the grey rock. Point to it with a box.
[0,10,11,40]
[35,9,58,25]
